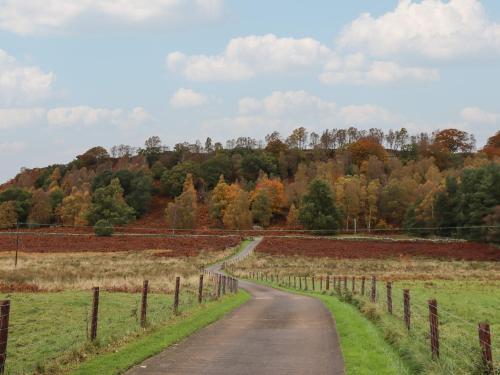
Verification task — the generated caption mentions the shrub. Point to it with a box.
[94,220,114,237]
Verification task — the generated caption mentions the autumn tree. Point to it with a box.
[166,173,198,229]
[0,202,18,229]
[299,179,341,233]
[0,188,32,223]
[433,128,475,153]
[252,175,286,216]
[481,131,500,159]
[348,138,387,166]
[251,189,272,227]
[59,188,91,226]
[223,189,252,230]
[286,127,308,149]
[286,203,300,227]
[27,190,53,227]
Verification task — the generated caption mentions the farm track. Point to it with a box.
[125,238,345,375]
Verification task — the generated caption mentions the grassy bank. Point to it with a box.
[69,290,250,375]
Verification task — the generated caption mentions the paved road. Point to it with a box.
[126,238,345,375]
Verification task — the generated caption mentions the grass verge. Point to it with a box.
[69,290,250,375]
[243,278,410,375]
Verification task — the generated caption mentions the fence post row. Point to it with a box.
[403,289,410,330]
[0,300,10,375]
[90,287,99,341]
[478,323,494,373]
[173,277,180,315]
[141,280,149,327]
[428,299,440,359]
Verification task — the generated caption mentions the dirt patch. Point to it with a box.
[257,237,500,261]
[0,232,241,255]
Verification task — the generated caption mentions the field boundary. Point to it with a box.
[69,291,250,375]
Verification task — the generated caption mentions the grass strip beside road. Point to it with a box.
[246,279,411,375]
[70,291,251,375]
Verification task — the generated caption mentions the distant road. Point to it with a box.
[126,237,345,375]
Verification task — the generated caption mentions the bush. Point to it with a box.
[94,220,114,237]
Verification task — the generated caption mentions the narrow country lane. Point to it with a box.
[125,237,345,375]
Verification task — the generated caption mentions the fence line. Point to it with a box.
[241,271,496,374]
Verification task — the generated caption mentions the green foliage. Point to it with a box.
[240,152,277,181]
[200,154,233,189]
[87,178,135,225]
[94,219,114,236]
[160,162,199,197]
[0,187,32,223]
[92,170,152,216]
[165,174,197,229]
[251,189,272,227]
[49,189,65,210]
[0,201,18,229]
[298,179,341,234]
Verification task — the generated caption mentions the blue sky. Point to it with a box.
[1,0,500,183]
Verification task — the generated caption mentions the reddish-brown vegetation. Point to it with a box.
[257,237,500,261]
[0,231,241,255]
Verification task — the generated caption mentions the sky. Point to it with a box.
[1,0,500,183]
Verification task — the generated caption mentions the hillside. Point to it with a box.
[0,127,499,242]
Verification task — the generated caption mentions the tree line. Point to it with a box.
[0,127,498,242]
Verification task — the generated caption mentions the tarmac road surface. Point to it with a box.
[125,238,345,375]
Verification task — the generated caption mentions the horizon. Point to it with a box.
[2,0,500,182]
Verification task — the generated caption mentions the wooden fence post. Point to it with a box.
[386,282,392,314]
[326,275,330,291]
[140,280,148,327]
[0,300,10,375]
[288,275,291,287]
[304,277,308,291]
[299,276,302,290]
[479,323,493,374]
[361,276,366,296]
[217,275,222,298]
[403,289,411,330]
[222,276,226,295]
[320,276,323,290]
[90,287,99,341]
[352,277,355,294]
[343,276,347,293]
[428,299,439,359]
[312,276,315,291]
[198,275,204,303]
[370,276,376,303]
[174,277,180,315]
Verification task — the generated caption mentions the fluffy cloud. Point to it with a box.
[47,106,151,128]
[0,141,26,153]
[0,0,223,35]
[461,107,500,124]
[0,49,54,105]
[0,106,150,129]
[320,53,439,85]
[204,91,400,138]
[0,107,46,129]
[170,88,207,108]
[338,0,500,59]
[167,34,332,81]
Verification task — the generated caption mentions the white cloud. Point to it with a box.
[0,107,46,129]
[0,141,26,153]
[0,0,224,35]
[167,34,332,81]
[461,107,500,124]
[204,90,400,138]
[320,54,439,85]
[339,0,500,59]
[0,49,54,105]
[170,88,207,108]
[47,106,151,128]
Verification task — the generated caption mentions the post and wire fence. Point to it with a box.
[0,272,239,374]
[241,271,497,374]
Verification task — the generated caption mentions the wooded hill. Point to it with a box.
[1,127,499,242]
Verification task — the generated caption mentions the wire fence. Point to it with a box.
[239,271,498,375]
[0,273,238,375]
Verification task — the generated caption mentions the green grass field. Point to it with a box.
[2,290,203,374]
